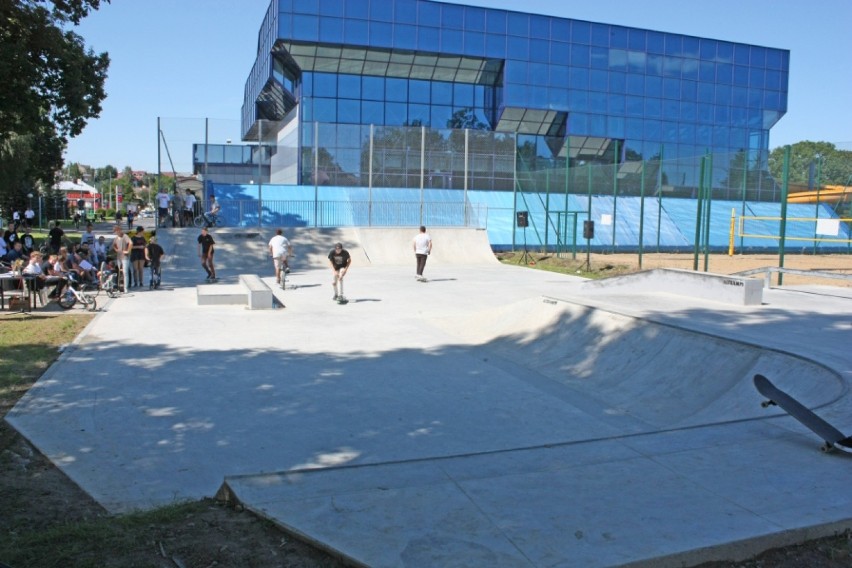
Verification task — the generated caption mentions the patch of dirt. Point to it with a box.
[0,421,345,567]
[498,251,852,287]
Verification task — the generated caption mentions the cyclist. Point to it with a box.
[202,196,221,227]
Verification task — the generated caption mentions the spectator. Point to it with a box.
[156,189,171,227]
[48,221,65,254]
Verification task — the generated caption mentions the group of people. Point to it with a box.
[6,212,435,305]
[155,188,203,228]
[259,225,433,301]
[111,225,165,291]
[19,239,107,300]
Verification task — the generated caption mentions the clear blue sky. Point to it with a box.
[64,0,852,173]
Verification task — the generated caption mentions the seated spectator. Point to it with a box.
[76,249,98,283]
[93,235,108,266]
[44,254,67,298]
[4,224,19,248]
[22,251,47,295]
[20,226,36,254]
[5,241,27,264]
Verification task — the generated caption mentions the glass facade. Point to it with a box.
[242,0,788,192]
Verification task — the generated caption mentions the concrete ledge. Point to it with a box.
[583,268,763,305]
[196,284,245,306]
[239,274,273,310]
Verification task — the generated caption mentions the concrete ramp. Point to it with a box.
[153,226,494,276]
[430,296,842,429]
[584,268,763,305]
[355,227,496,266]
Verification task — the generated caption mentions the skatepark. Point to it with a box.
[6,226,852,567]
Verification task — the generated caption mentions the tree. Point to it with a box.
[0,0,109,203]
[768,141,852,187]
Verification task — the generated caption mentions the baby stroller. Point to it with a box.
[149,260,162,289]
[98,261,121,298]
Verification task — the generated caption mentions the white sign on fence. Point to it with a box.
[816,218,839,236]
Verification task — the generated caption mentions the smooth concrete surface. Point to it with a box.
[584,268,764,305]
[6,226,852,567]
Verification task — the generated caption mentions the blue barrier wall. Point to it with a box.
[208,183,848,252]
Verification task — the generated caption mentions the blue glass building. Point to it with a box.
[239,0,788,196]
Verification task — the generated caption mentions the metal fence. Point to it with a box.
[159,117,851,259]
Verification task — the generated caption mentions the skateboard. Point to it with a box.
[754,374,852,454]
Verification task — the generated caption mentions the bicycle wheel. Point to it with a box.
[58,290,76,310]
[193,215,205,228]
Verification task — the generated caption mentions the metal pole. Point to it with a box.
[204,117,209,185]
[157,117,162,227]
[368,124,374,226]
[638,160,645,269]
[545,166,550,250]
[464,128,469,227]
[656,144,664,252]
[586,162,592,270]
[778,146,791,286]
[564,148,570,257]
[258,119,263,227]
[314,121,319,227]
[703,152,713,272]
[813,154,822,254]
[420,126,425,225]
[693,155,706,271]
[611,139,619,251]
[740,149,747,251]
[512,137,518,251]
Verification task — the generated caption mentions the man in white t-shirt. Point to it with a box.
[412,225,433,281]
[156,190,171,227]
[268,228,293,284]
[183,189,196,225]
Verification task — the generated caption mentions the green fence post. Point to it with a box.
[586,163,593,270]
[703,152,713,272]
[693,156,706,271]
[656,145,664,252]
[779,146,791,285]
[638,159,646,270]
[612,139,619,251]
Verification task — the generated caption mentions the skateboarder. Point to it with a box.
[197,227,217,282]
[412,225,432,281]
[328,242,351,301]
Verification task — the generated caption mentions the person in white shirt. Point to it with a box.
[93,235,108,268]
[24,207,35,228]
[268,228,293,284]
[412,225,433,281]
[183,189,196,225]
[156,190,171,227]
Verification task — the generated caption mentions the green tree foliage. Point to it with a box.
[768,141,852,187]
[0,0,109,210]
